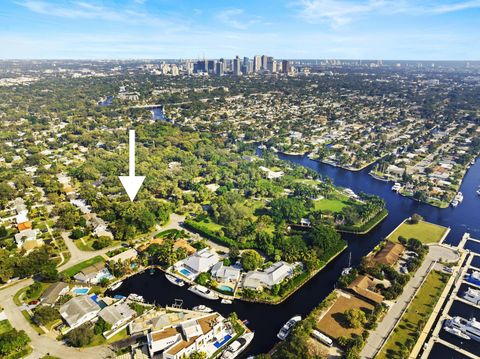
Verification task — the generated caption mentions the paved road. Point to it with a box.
[1,279,113,359]
[361,244,460,358]
[58,232,121,271]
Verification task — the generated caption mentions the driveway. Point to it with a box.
[361,244,460,358]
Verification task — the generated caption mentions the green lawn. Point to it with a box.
[387,219,448,244]
[377,270,449,359]
[106,327,129,343]
[61,255,105,277]
[313,198,349,213]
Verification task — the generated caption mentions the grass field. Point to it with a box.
[313,198,349,213]
[61,255,105,277]
[377,270,449,359]
[387,219,448,244]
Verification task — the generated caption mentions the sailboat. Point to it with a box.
[341,252,352,276]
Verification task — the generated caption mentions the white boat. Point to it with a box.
[391,183,401,192]
[221,332,254,359]
[444,325,471,340]
[311,329,333,347]
[466,271,480,286]
[221,299,233,304]
[277,315,301,340]
[454,192,464,203]
[341,253,353,276]
[445,316,480,342]
[463,287,480,305]
[192,305,213,313]
[109,281,123,291]
[188,285,219,300]
[165,274,185,287]
[128,293,144,302]
[451,200,458,207]
[476,189,480,196]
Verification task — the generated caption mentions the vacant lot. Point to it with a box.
[317,292,374,339]
[387,220,448,244]
[377,270,449,359]
[61,255,105,277]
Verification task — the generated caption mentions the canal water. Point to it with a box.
[112,153,480,356]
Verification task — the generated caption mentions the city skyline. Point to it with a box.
[0,0,479,60]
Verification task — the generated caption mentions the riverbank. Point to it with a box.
[337,208,389,234]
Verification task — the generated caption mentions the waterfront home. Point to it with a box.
[60,295,101,330]
[147,313,228,359]
[347,275,385,304]
[73,262,113,284]
[98,301,135,331]
[242,261,295,290]
[211,262,241,284]
[371,241,405,267]
[175,248,220,278]
[39,282,69,306]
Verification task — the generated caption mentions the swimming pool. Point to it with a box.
[179,268,192,277]
[218,285,233,293]
[214,334,232,348]
[72,287,90,295]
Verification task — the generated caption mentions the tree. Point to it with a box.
[33,306,60,326]
[0,329,30,356]
[92,236,112,250]
[94,317,111,335]
[56,203,80,230]
[195,272,211,286]
[0,225,7,238]
[410,213,423,224]
[65,325,94,347]
[270,197,306,224]
[241,250,263,271]
[188,352,207,359]
[344,308,367,329]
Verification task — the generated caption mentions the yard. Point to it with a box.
[316,292,374,339]
[313,198,349,213]
[377,270,449,359]
[61,255,105,277]
[387,219,448,244]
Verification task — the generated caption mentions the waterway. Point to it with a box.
[112,152,480,357]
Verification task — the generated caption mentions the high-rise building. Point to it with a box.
[282,60,290,74]
[267,57,276,73]
[208,60,216,74]
[242,57,251,74]
[233,56,241,76]
[215,61,224,76]
[253,55,261,72]
[261,55,268,70]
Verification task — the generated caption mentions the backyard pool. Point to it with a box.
[179,268,193,277]
[72,287,90,295]
[218,285,234,293]
[214,334,232,348]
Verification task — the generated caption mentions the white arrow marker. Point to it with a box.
[119,130,145,201]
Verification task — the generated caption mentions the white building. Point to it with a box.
[242,261,295,290]
[177,248,220,275]
[60,295,100,329]
[98,301,136,330]
[211,263,241,284]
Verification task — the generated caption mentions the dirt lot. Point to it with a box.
[317,291,374,339]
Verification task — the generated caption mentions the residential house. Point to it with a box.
[73,262,113,284]
[372,241,405,267]
[176,248,219,276]
[242,261,295,290]
[147,314,226,359]
[14,229,43,250]
[60,295,100,329]
[40,282,69,306]
[109,248,138,263]
[98,301,136,331]
[347,275,384,304]
[210,263,241,284]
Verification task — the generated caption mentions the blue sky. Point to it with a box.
[0,0,479,59]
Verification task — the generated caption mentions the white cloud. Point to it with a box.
[293,0,480,27]
[15,1,178,27]
[216,8,262,30]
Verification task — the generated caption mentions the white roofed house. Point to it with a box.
[242,261,295,291]
[210,262,241,284]
[98,301,136,331]
[60,295,100,330]
[175,248,220,277]
[14,229,43,251]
